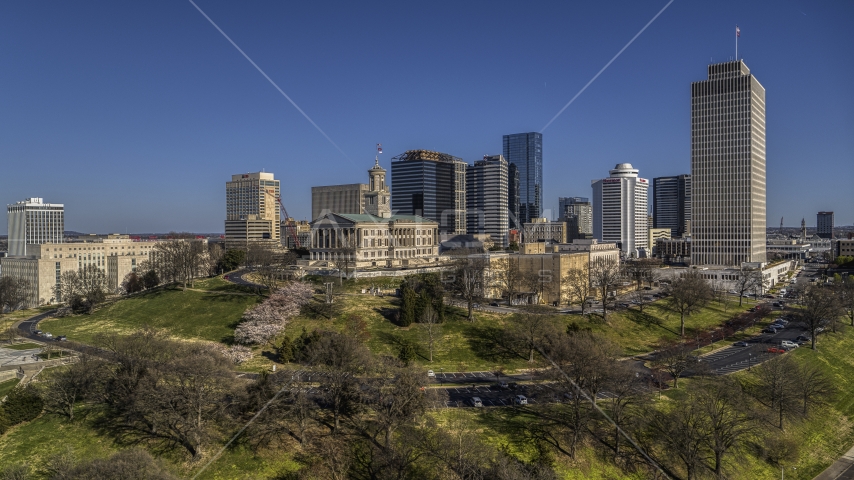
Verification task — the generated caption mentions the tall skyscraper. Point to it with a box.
[652,174,692,238]
[558,197,592,240]
[466,155,509,246]
[225,172,280,247]
[390,150,467,234]
[691,60,766,266]
[6,198,64,257]
[817,211,834,239]
[508,163,520,230]
[592,164,649,257]
[503,132,542,224]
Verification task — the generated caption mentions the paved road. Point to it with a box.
[225,269,263,288]
[17,309,58,337]
[699,314,806,375]
[814,444,854,480]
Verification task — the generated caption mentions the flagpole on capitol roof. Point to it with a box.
[736,25,739,60]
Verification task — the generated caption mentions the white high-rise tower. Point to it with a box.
[691,60,766,266]
[7,198,64,257]
[592,163,649,257]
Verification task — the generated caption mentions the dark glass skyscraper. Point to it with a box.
[502,132,542,225]
[390,150,467,234]
[652,174,691,238]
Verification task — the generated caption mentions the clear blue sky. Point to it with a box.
[1,0,852,234]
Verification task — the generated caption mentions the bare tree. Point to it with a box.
[562,265,591,314]
[652,343,694,388]
[0,276,31,313]
[798,284,843,350]
[791,360,835,415]
[419,303,442,362]
[834,275,854,327]
[506,314,559,363]
[694,376,755,478]
[332,246,356,285]
[589,258,622,322]
[751,355,800,430]
[492,255,524,306]
[449,255,486,320]
[732,268,765,306]
[150,239,208,290]
[40,355,101,420]
[645,398,708,480]
[665,270,713,336]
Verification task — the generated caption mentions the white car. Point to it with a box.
[471,397,483,407]
[514,395,528,405]
[780,340,798,350]
[427,370,435,378]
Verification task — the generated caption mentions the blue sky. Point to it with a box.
[1,0,852,234]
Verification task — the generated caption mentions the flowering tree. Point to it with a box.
[234,281,315,346]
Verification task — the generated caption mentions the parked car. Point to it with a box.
[767,347,786,353]
[733,341,750,347]
[56,335,67,341]
[471,397,483,407]
[507,382,519,390]
[762,327,778,334]
[43,332,53,338]
[34,330,42,336]
[489,302,499,307]
[498,382,509,389]
[780,340,798,350]
[514,395,528,405]
[427,370,435,378]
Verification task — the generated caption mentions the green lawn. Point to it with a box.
[1,342,42,351]
[37,286,262,345]
[0,378,19,399]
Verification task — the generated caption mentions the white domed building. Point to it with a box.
[591,163,649,258]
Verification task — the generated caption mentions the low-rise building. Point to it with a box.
[0,235,158,307]
[654,237,692,265]
[523,218,566,244]
[309,213,439,268]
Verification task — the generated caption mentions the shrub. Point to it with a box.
[1,386,43,426]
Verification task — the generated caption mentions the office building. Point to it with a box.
[691,60,766,266]
[592,163,649,257]
[0,235,159,308]
[312,158,391,221]
[508,163,520,230]
[390,150,467,234]
[309,212,439,268]
[311,184,368,221]
[225,172,280,248]
[503,132,542,224]
[558,197,592,241]
[817,212,834,239]
[466,155,509,246]
[652,175,691,237]
[7,198,64,257]
[523,218,566,244]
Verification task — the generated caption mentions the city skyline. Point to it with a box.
[1,1,852,234]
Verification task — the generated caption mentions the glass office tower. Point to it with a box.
[652,174,691,238]
[502,132,542,225]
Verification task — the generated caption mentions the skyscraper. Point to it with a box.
[558,197,592,241]
[466,155,509,246]
[508,163,520,230]
[225,172,280,247]
[6,198,64,257]
[817,212,834,239]
[390,150,467,234]
[652,174,691,238]
[592,164,649,257]
[503,132,542,224]
[691,60,766,266]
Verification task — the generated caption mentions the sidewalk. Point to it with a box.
[814,444,854,480]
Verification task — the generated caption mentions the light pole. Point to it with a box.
[748,352,752,371]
